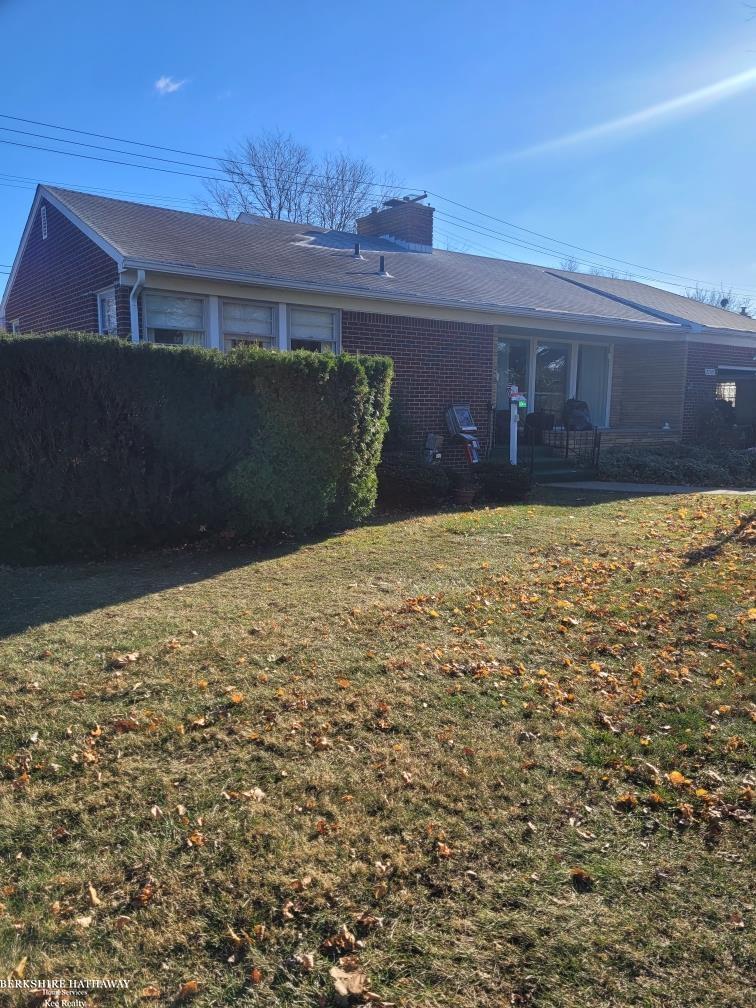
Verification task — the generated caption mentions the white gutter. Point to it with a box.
[129,269,145,343]
[120,260,678,333]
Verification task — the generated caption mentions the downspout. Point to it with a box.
[129,269,145,343]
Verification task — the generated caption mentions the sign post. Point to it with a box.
[508,386,527,465]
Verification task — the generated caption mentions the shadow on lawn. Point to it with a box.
[684,510,756,565]
[0,489,739,639]
[0,537,321,640]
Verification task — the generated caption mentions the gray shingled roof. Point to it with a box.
[43,187,756,335]
[551,269,756,334]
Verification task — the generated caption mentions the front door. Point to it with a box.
[494,337,529,444]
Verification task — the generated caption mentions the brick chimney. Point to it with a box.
[356,194,434,251]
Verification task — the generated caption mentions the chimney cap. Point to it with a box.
[382,192,428,208]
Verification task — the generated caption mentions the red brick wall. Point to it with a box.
[3,198,127,335]
[356,203,434,248]
[683,341,756,436]
[342,310,495,464]
[609,339,688,431]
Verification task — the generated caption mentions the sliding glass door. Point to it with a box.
[495,333,611,434]
[534,342,571,419]
[495,337,529,443]
[576,344,610,426]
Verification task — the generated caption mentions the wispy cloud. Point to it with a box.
[495,66,756,162]
[154,75,187,96]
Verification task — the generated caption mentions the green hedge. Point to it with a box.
[599,443,756,487]
[377,452,452,509]
[0,333,392,563]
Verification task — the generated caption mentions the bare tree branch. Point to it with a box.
[684,285,751,316]
[200,131,400,231]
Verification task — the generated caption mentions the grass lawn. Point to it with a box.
[0,489,754,1007]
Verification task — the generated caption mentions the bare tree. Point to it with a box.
[200,130,315,221]
[558,256,580,272]
[589,266,631,279]
[684,285,751,316]
[309,153,396,231]
[200,130,399,231]
[558,256,629,279]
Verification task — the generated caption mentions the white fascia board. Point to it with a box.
[684,330,756,348]
[41,187,126,264]
[0,187,124,318]
[120,259,682,337]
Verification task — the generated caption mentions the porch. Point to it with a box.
[490,330,689,478]
[492,330,687,445]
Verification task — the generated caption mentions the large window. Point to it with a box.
[576,344,609,426]
[289,307,338,352]
[495,337,529,410]
[534,342,571,418]
[715,381,736,407]
[222,300,274,351]
[144,293,205,346]
[97,288,117,336]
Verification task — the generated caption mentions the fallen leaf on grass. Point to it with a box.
[139,986,161,1000]
[249,966,264,985]
[241,787,266,802]
[292,952,315,972]
[330,961,368,1006]
[112,717,140,733]
[87,883,103,907]
[666,770,690,787]
[281,899,296,920]
[177,979,200,1000]
[134,882,155,907]
[570,867,595,892]
[74,915,92,928]
[321,924,361,953]
[11,956,27,979]
[109,652,140,667]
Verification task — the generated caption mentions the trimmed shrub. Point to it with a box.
[377,453,451,509]
[0,333,392,563]
[476,460,533,502]
[599,443,756,488]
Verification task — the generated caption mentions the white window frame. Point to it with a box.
[498,330,612,428]
[142,290,208,347]
[9,319,21,334]
[97,286,118,336]
[287,305,341,352]
[220,297,277,352]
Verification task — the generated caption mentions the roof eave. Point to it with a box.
[120,258,681,333]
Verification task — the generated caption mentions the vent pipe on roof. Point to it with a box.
[353,242,361,258]
[378,255,387,276]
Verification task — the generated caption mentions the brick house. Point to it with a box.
[2,185,755,463]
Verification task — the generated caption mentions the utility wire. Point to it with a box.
[0,111,743,289]
[0,112,753,297]
[429,190,739,289]
[434,213,756,297]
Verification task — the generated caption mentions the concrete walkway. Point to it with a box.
[546,481,756,496]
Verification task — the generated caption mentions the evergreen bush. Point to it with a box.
[0,333,392,563]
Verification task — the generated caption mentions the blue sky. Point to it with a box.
[2,0,756,302]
